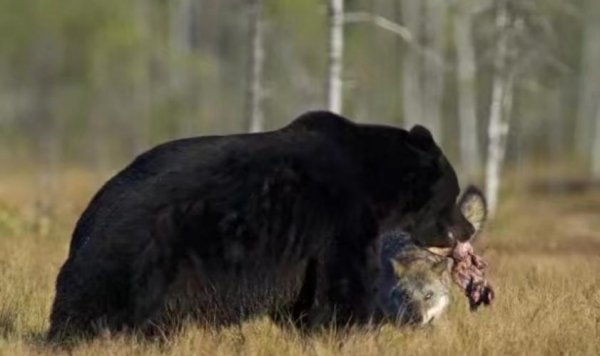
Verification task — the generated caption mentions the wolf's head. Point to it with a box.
[382,258,451,325]
[377,185,488,325]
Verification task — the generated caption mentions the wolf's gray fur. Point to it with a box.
[376,185,488,325]
[376,231,451,325]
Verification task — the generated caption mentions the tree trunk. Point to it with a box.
[88,54,107,177]
[25,39,60,235]
[485,0,512,217]
[169,0,195,137]
[592,103,600,178]
[576,0,600,165]
[326,0,344,114]
[453,0,481,178]
[170,0,194,55]
[546,88,564,162]
[421,0,446,142]
[245,0,265,132]
[401,0,423,128]
[132,0,151,153]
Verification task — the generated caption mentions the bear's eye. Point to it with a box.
[424,292,434,300]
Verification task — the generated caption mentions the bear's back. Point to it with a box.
[69,135,227,255]
[68,117,357,258]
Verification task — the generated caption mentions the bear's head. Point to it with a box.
[359,124,475,248]
[287,111,477,248]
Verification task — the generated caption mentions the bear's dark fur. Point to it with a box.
[48,111,474,341]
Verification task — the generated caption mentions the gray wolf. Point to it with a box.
[376,186,487,325]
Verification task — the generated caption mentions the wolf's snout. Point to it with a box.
[398,310,422,325]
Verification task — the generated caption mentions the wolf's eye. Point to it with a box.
[424,292,434,300]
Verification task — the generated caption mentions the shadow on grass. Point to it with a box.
[0,309,16,338]
[0,309,77,353]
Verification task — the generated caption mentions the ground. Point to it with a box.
[0,168,599,355]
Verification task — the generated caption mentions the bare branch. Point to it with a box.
[344,11,446,70]
[344,12,414,43]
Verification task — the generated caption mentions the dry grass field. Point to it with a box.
[0,169,599,355]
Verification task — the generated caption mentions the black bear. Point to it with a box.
[48,111,474,341]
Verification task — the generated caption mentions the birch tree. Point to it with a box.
[245,0,265,132]
[400,0,423,129]
[169,0,194,55]
[592,103,600,178]
[344,6,443,129]
[421,0,446,141]
[326,0,344,114]
[577,0,600,172]
[169,0,194,136]
[453,0,481,178]
[485,0,513,216]
[399,0,447,141]
[132,0,151,154]
[132,0,152,154]
[23,39,61,233]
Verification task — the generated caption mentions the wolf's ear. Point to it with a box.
[458,185,488,237]
[390,259,407,276]
[432,258,451,276]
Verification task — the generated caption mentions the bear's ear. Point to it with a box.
[408,125,436,151]
[458,185,488,238]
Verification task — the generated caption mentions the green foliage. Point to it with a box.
[0,0,591,170]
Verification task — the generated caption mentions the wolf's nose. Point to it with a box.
[410,314,423,325]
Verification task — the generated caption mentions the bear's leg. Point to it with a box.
[120,201,215,336]
[48,259,93,341]
[48,257,130,342]
[130,237,180,333]
[269,257,318,329]
[320,219,380,327]
[129,203,191,333]
[290,258,317,326]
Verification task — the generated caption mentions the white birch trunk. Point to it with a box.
[485,0,512,217]
[245,0,265,133]
[592,104,600,178]
[170,0,194,55]
[546,88,564,161]
[401,0,423,128]
[422,0,446,141]
[454,0,481,178]
[326,0,344,114]
[576,0,600,162]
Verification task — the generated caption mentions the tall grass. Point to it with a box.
[0,169,599,355]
